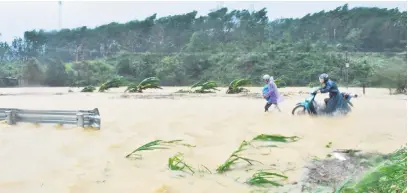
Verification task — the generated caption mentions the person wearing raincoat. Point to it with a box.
[314,73,350,114]
[262,74,283,112]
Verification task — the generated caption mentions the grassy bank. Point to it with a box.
[336,147,407,193]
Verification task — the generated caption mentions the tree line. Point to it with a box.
[0,4,406,92]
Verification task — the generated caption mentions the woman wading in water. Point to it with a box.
[262,74,283,112]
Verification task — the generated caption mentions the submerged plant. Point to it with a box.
[81,85,96,92]
[246,170,288,187]
[125,77,162,93]
[252,134,300,143]
[125,139,194,159]
[168,153,195,174]
[216,140,262,173]
[226,78,251,94]
[99,77,123,92]
[274,77,287,88]
[191,80,220,93]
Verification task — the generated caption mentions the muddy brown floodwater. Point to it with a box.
[0,87,406,193]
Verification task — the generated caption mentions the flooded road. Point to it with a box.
[0,87,406,193]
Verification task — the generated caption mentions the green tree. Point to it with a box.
[44,59,68,86]
[21,58,45,85]
[156,56,186,85]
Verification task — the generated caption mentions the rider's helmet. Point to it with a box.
[262,74,270,81]
[319,73,329,82]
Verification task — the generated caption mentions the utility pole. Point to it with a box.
[249,2,255,12]
[58,1,62,29]
[345,51,349,90]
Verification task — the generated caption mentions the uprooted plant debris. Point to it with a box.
[300,150,391,192]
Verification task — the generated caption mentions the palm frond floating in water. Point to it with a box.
[125,139,194,159]
[246,170,288,186]
[252,134,300,143]
[216,140,262,173]
[168,152,195,174]
[125,140,168,159]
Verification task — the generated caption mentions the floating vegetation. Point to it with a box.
[81,85,96,92]
[252,134,300,143]
[246,170,288,187]
[125,134,301,188]
[216,140,262,173]
[226,78,251,94]
[168,153,195,174]
[125,139,194,159]
[326,142,333,148]
[178,142,196,148]
[312,156,321,161]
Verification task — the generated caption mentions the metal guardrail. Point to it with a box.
[0,108,101,129]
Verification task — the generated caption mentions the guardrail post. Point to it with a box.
[90,108,101,129]
[5,110,15,125]
[76,113,84,128]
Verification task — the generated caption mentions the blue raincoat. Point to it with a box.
[319,80,351,114]
[262,85,270,102]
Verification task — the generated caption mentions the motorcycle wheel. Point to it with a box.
[292,105,308,115]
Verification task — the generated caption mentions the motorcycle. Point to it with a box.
[291,90,357,116]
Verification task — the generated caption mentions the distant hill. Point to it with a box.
[0,4,406,90]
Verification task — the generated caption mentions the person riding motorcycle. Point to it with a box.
[313,73,341,114]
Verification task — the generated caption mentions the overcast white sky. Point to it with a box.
[0,1,406,43]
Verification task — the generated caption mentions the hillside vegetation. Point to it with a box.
[0,4,406,92]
